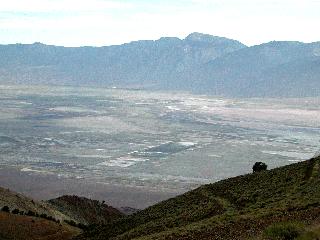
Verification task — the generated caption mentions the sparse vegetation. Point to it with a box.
[3,207,61,223]
[77,157,320,240]
[48,195,123,226]
[264,222,304,240]
[0,211,81,240]
[1,157,319,240]
[64,219,87,229]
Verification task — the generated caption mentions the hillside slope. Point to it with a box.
[0,211,80,240]
[47,195,124,225]
[0,186,69,221]
[0,188,125,240]
[78,157,320,240]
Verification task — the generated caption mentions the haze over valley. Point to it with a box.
[0,85,319,208]
[1,30,320,209]
[1,0,320,239]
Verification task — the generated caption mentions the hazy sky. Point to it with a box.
[1,0,320,46]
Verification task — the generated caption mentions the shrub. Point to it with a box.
[40,213,48,218]
[64,219,87,229]
[264,222,304,240]
[12,209,20,214]
[64,219,77,227]
[77,223,88,229]
[253,162,268,173]
[26,210,36,216]
[1,206,10,212]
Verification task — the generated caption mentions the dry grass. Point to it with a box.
[0,212,81,240]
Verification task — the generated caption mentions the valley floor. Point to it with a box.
[0,166,180,209]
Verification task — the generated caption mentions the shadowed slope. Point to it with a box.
[47,195,124,225]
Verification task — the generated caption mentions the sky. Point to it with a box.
[0,0,320,47]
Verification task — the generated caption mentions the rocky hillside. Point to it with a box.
[0,186,69,221]
[1,157,319,239]
[0,187,124,226]
[47,195,124,225]
[77,156,320,240]
[0,188,124,239]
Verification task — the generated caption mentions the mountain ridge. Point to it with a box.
[0,33,319,97]
[0,187,124,226]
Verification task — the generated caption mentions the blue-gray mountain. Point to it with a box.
[0,33,319,97]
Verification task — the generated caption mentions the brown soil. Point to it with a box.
[0,212,81,240]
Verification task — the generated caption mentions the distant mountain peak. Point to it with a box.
[185,32,237,43]
[185,32,220,42]
[184,32,246,48]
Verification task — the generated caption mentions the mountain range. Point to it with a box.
[0,32,319,97]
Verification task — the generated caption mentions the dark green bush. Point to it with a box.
[40,213,48,218]
[12,209,20,214]
[1,206,10,212]
[26,210,36,216]
[64,219,87,229]
[64,219,77,226]
[253,162,268,173]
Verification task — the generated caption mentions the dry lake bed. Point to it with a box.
[0,85,319,207]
